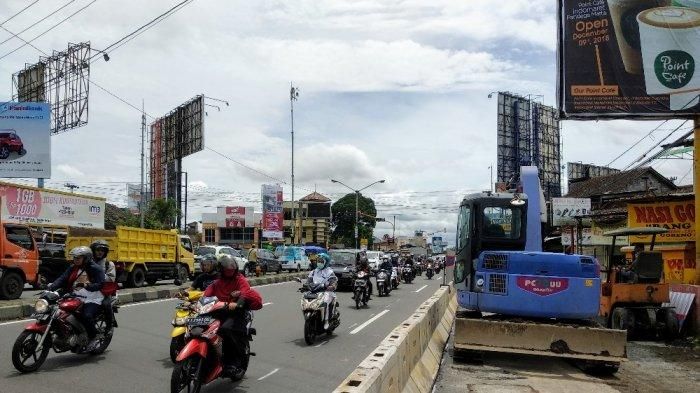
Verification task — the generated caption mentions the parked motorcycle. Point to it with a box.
[425,263,435,280]
[12,290,118,373]
[353,271,370,309]
[375,269,390,297]
[391,267,400,289]
[297,279,340,345]
[171,296,256,392]
[402,265,414,284]
[170,289,203,362]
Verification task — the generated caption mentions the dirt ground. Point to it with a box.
[434,336,699,393]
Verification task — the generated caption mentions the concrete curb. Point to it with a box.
[0,272,307,322]
[334,285,458,393]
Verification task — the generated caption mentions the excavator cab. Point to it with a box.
[601,227,678,339]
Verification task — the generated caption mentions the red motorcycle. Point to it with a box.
[11,290,118,373]
[171,296,255,393]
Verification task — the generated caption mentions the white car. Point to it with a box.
[194,245,249,273]
[366,251,382,270]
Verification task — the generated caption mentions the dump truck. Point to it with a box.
[0,222,41,299]
[452,167,626,373]
[66,226,195,288]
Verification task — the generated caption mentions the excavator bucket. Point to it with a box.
[454,316,627,363]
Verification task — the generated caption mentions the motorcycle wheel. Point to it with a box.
[90,314,114,355]
[171,356,203,393]
[355,294,361,310]
[170,336,185,363]
[304,318,316,345]
[12,330,51,373]
[230,342,250,381]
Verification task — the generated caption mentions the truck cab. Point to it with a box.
[0,223,39,299]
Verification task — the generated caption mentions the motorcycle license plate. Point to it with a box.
[30,313,49,321]
[186,316,212,326]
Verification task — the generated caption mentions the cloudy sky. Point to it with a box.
[0,0,693,243]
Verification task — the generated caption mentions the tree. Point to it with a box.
[113,198,179,230]
[331,192,377,247]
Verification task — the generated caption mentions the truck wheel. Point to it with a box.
[662,308,680,340]
[176,265,189,284]
[0,272,24,300]
[611,307,635,339]
[126,267,146,288]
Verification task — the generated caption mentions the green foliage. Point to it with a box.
[331,192,377,247]
[112,198,179,230]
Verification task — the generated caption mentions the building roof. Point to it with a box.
[300,191,331,202]
[566,167,676,198]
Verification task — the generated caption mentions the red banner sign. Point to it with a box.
[516,276,569,296]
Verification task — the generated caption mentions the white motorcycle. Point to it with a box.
[391,267,400,289]
[296,279,339,345]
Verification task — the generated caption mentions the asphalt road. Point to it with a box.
[1,269,452,393]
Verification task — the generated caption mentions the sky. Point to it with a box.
[0,0,693,244]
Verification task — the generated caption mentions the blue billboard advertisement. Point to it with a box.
[0,102,51,178]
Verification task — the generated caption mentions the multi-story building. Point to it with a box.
[283,192,332,246]
[201,206,260,249]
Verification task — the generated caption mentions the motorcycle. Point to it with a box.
[391,267,400,289]
[12,290,118,373]
[402,265,414,284]
[170,289,203,363]
[297,279,340,345]
[425,264,435,280]
[375,269,390,297]
[353,271,370,309]
[171,296,256,392]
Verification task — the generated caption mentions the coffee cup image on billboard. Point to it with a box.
[638,7,700,110]
[0,129,27,160]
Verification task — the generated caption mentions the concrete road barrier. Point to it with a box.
[334,285,458,393]
[0,271,308,322]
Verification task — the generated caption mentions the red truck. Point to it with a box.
[0,223,40,299]
[0,130,26,159]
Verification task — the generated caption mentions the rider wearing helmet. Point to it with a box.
[90,239,116,283]
[48,246,105,351]
[307,253,338,330]
[204,255,263,377]
[189,254,218,291]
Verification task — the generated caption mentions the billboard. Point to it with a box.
[0,102,51,178]
[552,197,592,226]
[0,182,105,228]
[216,206,251,228]
[126,184,146,214]
[558,1,700,119]
[262,184,283,239]
[628,200,695,242]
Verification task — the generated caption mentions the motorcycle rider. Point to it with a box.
[188,255,218,291]
[354,253,373,299]
[203,255,262,377]
[379,257,393,272]
[307,253,338,329]
[90,239,118,324]
[48,246,105,352]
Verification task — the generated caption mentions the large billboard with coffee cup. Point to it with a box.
[558,1,700,119]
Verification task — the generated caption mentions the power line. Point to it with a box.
[0,0,96,61]
[606,120,669,167]
[0,0,75,46]
[0,0,41,27]
[91,0,194,62]
[625,121,689,170]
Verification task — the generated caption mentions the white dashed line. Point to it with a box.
[257,368,280,381]
[314,340,328,348]
[350,309,390,334]
[262,302,273,306]
[414,285,428,293]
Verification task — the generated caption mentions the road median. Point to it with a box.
[0,271,307,322]
[334,284,458,393]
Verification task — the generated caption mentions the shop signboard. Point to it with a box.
[552,197,591,226]
[558,1,700,119]
[628,199,695,242]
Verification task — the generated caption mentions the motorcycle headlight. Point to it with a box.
[172,317,187,326]
[34,299,49,314]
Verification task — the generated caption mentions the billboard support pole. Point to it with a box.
[694,115,699,266]
[140,102,145,228]
[37,178,44,189]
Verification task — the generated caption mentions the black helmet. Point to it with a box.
[90,239,110,259]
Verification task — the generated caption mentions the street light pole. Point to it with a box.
[290,84,299,244]
[331,178,386,250]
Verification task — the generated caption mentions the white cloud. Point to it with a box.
[56,164,85,178]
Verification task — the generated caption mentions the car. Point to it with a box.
[365,251,383,270]
[249,248,283,275]
[0,130,25,159]
[329,249,359,290]
[194,245,248,273]
[278,246,311,272]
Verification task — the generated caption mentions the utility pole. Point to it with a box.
[140,100,146,228]
[290,84,299,244]
[489,165,493,192]
[355,191,359,249]
[694,115,699,265]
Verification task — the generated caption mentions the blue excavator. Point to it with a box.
[452,167,626,373]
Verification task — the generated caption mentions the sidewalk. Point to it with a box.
[0,271,307,322]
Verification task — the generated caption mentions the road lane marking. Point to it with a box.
[346,322,358,331]
[350,309,390,334]
[414,285,428,293]
[263,302,273,306]
[257,368,280,381]
[121,298,175,308]
[0,319,27,326]
[314,340,328,348]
